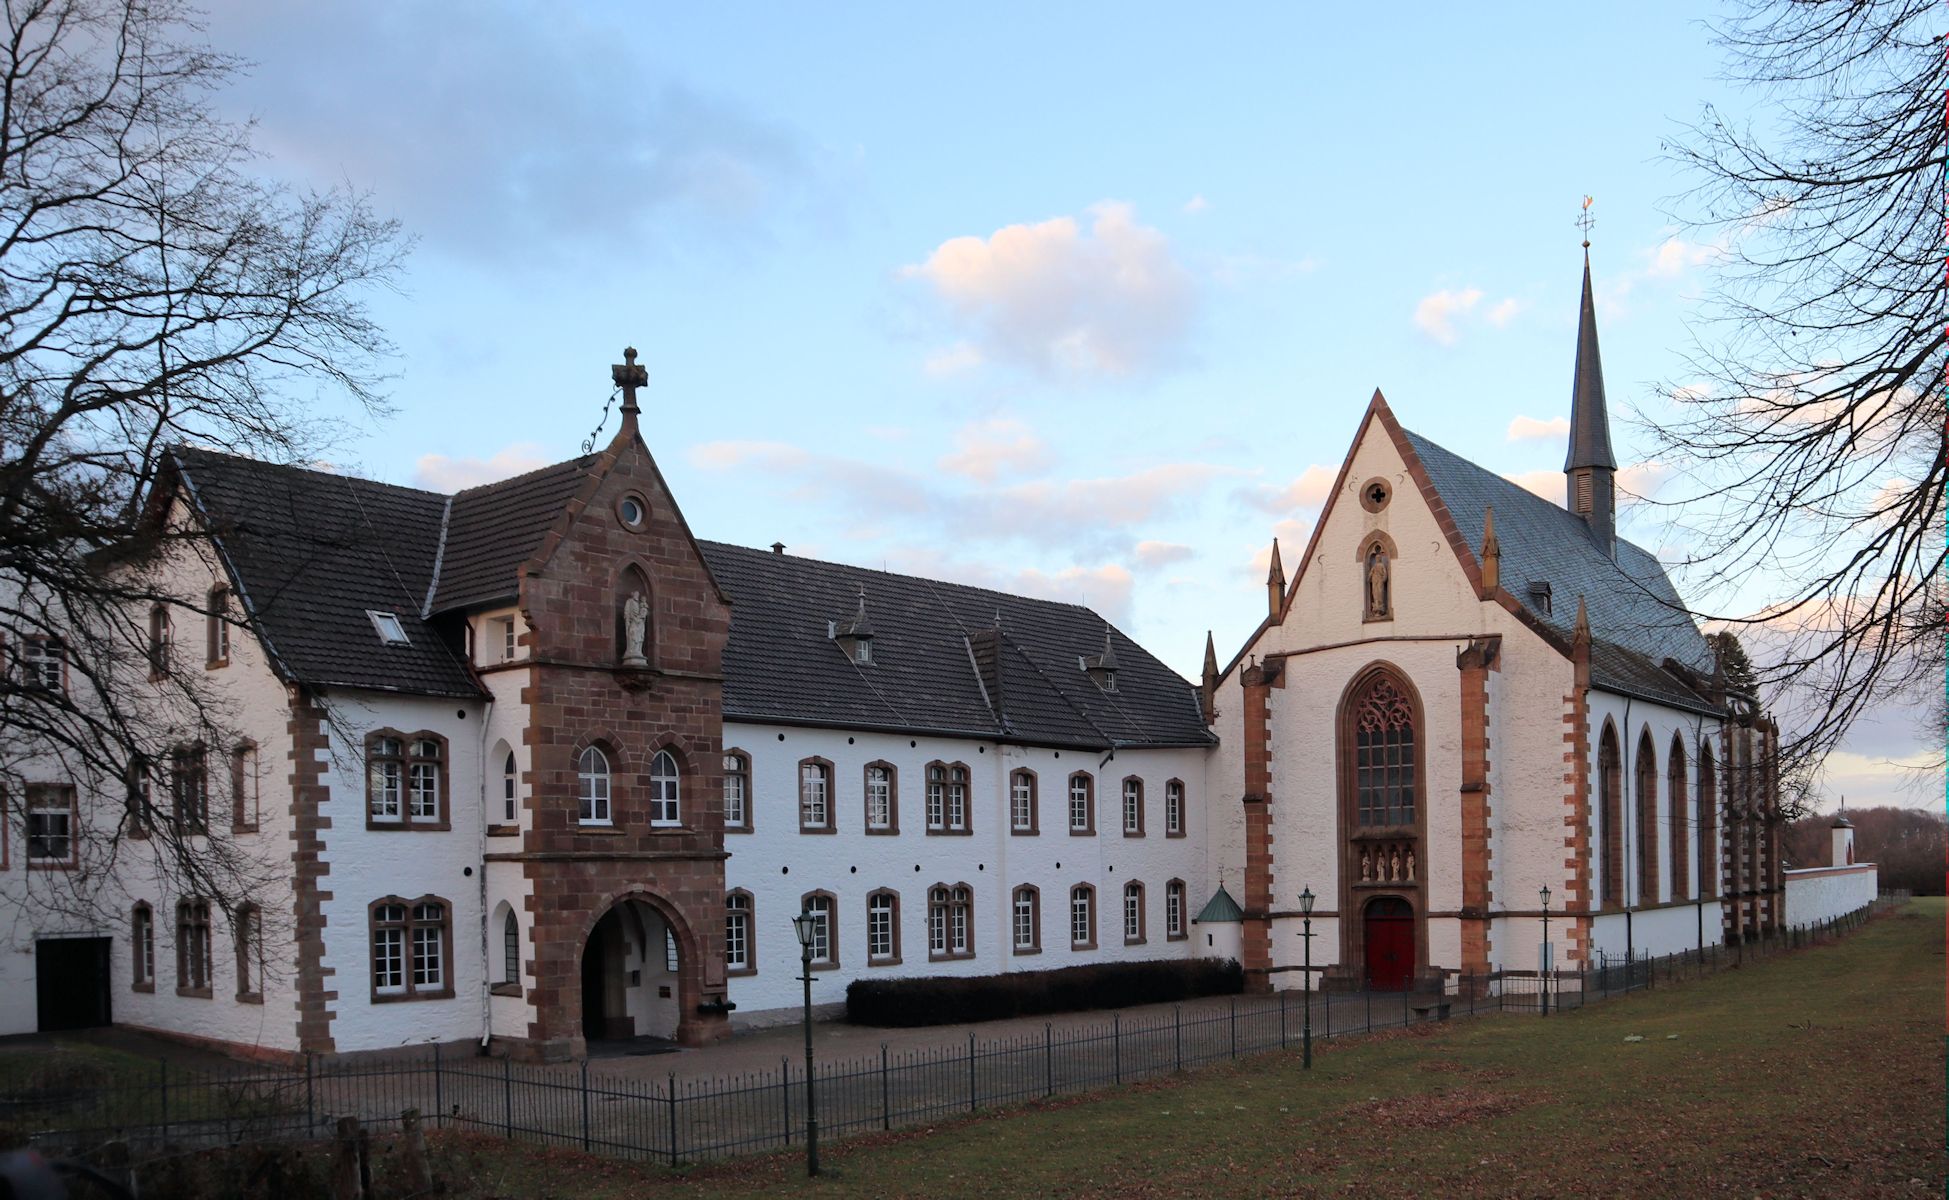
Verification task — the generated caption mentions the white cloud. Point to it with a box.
[1412,287,1483,346]
[1507,416,1570,442]
[1240,464,1337,514]
[937,418,1052,484]
[414,442,553,491]
[902,201,1197,380]
[1183,194,1209,215]
[688,440,810,471]
[1644,236,1718,280]
[1135,540,1195,568]
[1501,461,1667,505]
[882,550,1136,624]
[1504,469,1561,502]
[1487,298,1521,328]
[922,342,982,377]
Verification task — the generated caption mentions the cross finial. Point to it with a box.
[1576,195,1595,249]
[612,345,648,416]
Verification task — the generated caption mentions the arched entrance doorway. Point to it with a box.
[579,899,682,1044]
[1363,896,1414,991]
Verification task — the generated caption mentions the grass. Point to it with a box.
[0,1035,302,1148]
[426,901,1944,1199]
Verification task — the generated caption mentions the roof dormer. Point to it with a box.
[1079,625,1119,693]
[829,586,875,665]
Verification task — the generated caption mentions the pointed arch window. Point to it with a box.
[502,909,521,986]
[1350,673,1417,829]
[500,750,518,824]
[1599,725,1623,907]
[1698,747,1719,899]
[1668,736,1690,902]
[1636,730,1660,905]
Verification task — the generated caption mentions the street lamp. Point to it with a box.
[1538,885,1552,1018]
[790,907,821,1177]
[1298,886,1316,1069]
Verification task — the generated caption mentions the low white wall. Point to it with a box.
[1784,865,1879,926]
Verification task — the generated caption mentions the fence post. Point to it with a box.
[881,1044,891,1130]
[1229,998,1237,1059]
[1280,990,1288,1049]
[1174,1006,1182,1072]
[968,1033,977,1113]
[159,1059,169,1144]
[304,1051,316,1139]
[502,1057,512,1139]
[433,1042,444,1131]
[1044,1023,1053,1099]
[1113,1015,1121,1085]
[781,1057,792,1145]
[579,1060,591,1152]
[667,1072,680,1167]
[1364,986,1371,1033]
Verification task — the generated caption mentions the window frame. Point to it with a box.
[170,744,209,834]
[866,889,901,965]
[577,745,614,827]
[725,889,756,976]
[648,748,682,828]
[25,783,77,869]
[369,894,455,1003]
[722,749,751,833]
[147,604,172,679]
[1069,884,1097,950]
[927,882,975,961]
[500,908,522,990]
[1009,769,1039,836]
[1011,884,1041,955]
[365,730,451,831]
[500,749,519,826]
[206,584,231,668]
[131,902,156,992]
[1123,881,1146,945]
[1067,772,1095,836]
[801,890,839,970]
[175,898,213,997]
[230,742,259,833]
[797,756,835,834]
[1165,779,1186,838]
[1121,776,1145,837]
[862,760,899,835]
[1165,878,1188,941]
[234,903,263,1002]
[925,760,972,836]
[18,634,66,693]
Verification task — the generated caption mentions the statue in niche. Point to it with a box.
[1365,542,1391,619]
[1405,849,1416,880]
[1389,847,1402,881]
[1360,848,1372,882]
[621,591,650,666]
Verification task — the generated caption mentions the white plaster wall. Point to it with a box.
[475,647,536,1044]
[316,691,489,1052]
[722,723,1212,1025]
[1587,902,1716,963]
[1783,866,1878,926]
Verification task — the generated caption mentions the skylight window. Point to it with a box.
[367,610,411,645]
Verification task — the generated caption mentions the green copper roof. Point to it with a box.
[1194,885,1243,924]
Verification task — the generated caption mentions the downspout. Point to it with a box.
[477,691,495,1050]
[1691,712,1706,955]
[1620,697,1633,966]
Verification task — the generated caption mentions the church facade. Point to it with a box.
[0,254,1839,1061]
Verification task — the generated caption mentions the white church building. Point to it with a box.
[0,253,1872,1061]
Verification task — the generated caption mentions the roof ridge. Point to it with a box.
[173,444,448,502]
[697,539,1105,616]
[448,453,595,499]
[421,495,453,619]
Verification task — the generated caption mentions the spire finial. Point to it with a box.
[1576,195,1595,249]
[612,346,647,418]
[1265,537,1286,619]
[1480,506,1500,591]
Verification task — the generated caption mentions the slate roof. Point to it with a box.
[163,448,1213,742]
[1399,429,1718,713]
[1193,885,1243,924]
[170,447,481,697]
[698,541,1214,749]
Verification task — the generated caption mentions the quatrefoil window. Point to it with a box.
[1360,478,1392,513]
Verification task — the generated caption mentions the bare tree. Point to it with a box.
[1650,0,1944,779]
[0,0,406,927]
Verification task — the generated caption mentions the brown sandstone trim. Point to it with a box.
[286,687,337,1054]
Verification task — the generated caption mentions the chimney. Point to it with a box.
[770,542,786,555]
[1564,250,1618,556]
[1265,538,1286,619]
[1480,506,1500,592]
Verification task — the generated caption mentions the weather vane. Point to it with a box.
[1577,195,1596,248]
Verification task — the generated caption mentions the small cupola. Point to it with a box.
[829,585,875,665]
[1079,624,1120,693]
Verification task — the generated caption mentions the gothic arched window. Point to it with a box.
[1698,746,1719,899]
[1668,735,1690,902]
[1350,672,1416,828]
[1636,729,1660,906]
[1599,724,1623,907]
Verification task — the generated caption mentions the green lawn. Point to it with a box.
[428,901,1945,1198]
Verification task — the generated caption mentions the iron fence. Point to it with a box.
[2,895,1900,1166]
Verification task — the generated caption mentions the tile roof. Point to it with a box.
[165,449,1214,742]
[170,448,482,697]
[1399,428,1718,713]
[699,541,1215,749]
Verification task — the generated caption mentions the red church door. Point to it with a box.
[1363,896,1414,991]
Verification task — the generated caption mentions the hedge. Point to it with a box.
[845,958,1244,1027]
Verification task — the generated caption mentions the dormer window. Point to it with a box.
[1080,625,1119,693]
[830,586,874,665]
[1527,581,1553,616]
[367,611,410,645]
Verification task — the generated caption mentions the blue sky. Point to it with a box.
[197,2,1933,809]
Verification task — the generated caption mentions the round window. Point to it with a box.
[617,495,647,529]
[1359,477,1392,513]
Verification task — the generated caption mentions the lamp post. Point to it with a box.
[1538,885,1552,1018]
[1298,886,1316,1069]
[790,907,820,1177]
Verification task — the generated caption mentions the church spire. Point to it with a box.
[1265,538,1286,619]
[1479,506,1500,592]
[1564,207,1617,555]
[1200,630,1219,723]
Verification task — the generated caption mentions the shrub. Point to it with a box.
[846,958,1243,1027]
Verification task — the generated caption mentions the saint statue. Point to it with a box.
[1365,544,1390,619]
[1389,847,1402,882]
[1360,848,1372,882]
[621,591,649,666]
[1405,849,1415,880]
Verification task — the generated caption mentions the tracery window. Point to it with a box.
[175,899,212,994]
[1351,674,1416,828]
[1599,725,1623,907]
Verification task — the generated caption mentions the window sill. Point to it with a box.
[205,658,229,671]
[575,824,626,836]
[236,991,263,1005]
[232,823,258,836]
[868,956,903,968]
[1123,830,1145,839]
[371,989,455,1004]
[489,982,523,997]
[809,961,840,972]
[131,982,154,994]
[176,986,212,999]
[864,826,898,836]
[1070,942,1097,952]
[1010,828,1039,837]
[1167,933,1189,942]
[724,825,754,835]
[365,821,453,833]
[486,824,520,838]
[1166,830,1187,840]
[726,966,757,978]
[925,828,973,837]
[926,952,975,963]
[1124,937,1146,947]
[1012,946,1041,956]
[798,825,837,836]
[27,860,76,872]
[1069,828,1096,837]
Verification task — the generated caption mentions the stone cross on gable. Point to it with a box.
[612,346,648,415]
